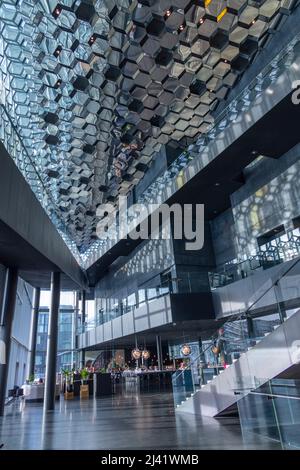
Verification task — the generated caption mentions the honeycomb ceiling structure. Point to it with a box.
[0,0,298,253]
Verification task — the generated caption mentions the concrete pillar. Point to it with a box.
[28,287,41,378]
[156,335,163,371]
[81,290,86,368]
[81,290,86,325]
[0,267,18,416]
[44,272,60,412]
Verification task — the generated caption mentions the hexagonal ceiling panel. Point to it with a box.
[0,0,298,253]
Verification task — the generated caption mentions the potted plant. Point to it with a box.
[62,369,74,400]
[26,374,35,385]
[80,368,89,385]
[80,368,90,399]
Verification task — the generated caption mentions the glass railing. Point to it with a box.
[172,256,300,408]
[78,273,208,333]
[237,379,300,450]
[209,228,300,289]
[82,33,300,268]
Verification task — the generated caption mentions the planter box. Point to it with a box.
[64,391,74,400]
[80,384,89,399]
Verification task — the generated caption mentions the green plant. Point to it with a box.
[61,368,73,392]
[27,374,34,384]
[61,368,70,379]
[80,368,89,381]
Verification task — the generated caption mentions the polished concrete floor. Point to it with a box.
[0,390,280,450]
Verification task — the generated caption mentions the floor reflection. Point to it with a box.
[0,392,280,450]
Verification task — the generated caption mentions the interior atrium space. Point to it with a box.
[1,0,300,458]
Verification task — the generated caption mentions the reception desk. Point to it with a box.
[124,371,173,391]
[94,373,113,397]
[22,384,60,402]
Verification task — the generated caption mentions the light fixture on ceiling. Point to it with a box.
[89,35,96,46]
[54,46,62,57]
[53,6,62,18]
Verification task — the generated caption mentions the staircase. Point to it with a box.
[176,309,300,417]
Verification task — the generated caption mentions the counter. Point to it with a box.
[22,384,60,402]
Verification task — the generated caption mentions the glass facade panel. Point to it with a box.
[35,305,76,377]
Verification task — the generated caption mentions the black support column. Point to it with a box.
[44,272,60,412]
[156,335,163,371]
[0,267,18,416]
[28,287,41,378]
[81,290,86,368]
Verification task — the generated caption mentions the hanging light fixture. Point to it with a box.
[131,348,142,360]
[181,344,191,356]
[142,350,150,360]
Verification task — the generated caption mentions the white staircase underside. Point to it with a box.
[178,310,300,417]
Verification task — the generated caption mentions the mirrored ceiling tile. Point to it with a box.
[37,14,58,37]
[59,49,75,67]
[0,2,19,21]
[56,9,77,30]
[74,20,93,42]
[56,29,74,49]
[42,54,60,71]
[2,24,20,42]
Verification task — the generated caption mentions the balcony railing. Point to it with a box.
[209,228,300,290]
[77,271,207,334]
